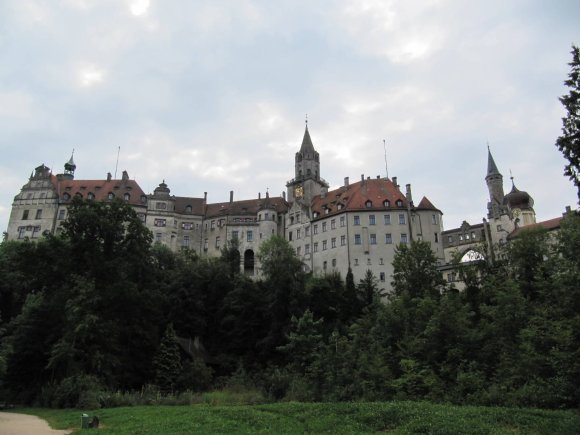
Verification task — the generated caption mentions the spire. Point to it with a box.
[486,145,501,177]
[299,124,316,154]
[63,149,76,179]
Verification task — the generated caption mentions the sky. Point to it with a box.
[1,0,579,234]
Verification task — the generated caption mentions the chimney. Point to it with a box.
[405,184,413,203]
[204,192,207,203]
[344,176,349,187]
[564,205,571,216]
[361,174,365,182]
[376,175,380,179]
[392,176,397,188]
[283,191,286,200]
[107,172,112,181]
[229,190,234,204]
[258,192,261,199]
[122,170,129,181]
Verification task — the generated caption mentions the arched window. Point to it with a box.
[87,192,95,200]
[365,200,372,208]
[244,250,255,276]
[396,199,403,207]
[461,249,485,263]
[75,192,82,199]
[185,205,192,213]
[63,193,70,201]
[383,200,390,207]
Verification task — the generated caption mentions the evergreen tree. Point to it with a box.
[153,323,182,394]
[556,45,580,201]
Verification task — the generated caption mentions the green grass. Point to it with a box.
[18,401,580,434]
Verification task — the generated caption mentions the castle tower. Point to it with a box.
[486,147,505,219]
[287,123,328,203]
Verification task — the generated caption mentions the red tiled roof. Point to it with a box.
[205,196,288,218]
[52,176,147,207]
[311,178,409,217]
[416,196,440,212]
[173,196,205,215]
[508,217,563,239]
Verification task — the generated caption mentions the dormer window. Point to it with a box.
[141,195,147,204]
[313,212,318,218]
[383,200,390,207]
[87,192,95,200]
[337,203,343,210]
[365,200,372,208]
[185,205,192,213]
[325,208,330,215]
[108,192,114,200]
[63,193,70,201]
[396,199,403,207]
[124,193,130,201]
[75,192,82,199]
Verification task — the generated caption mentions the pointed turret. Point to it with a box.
[299,125,316,155]
[485,147,505,219]
[61,151,76,180]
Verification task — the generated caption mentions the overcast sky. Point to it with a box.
[1,0,578,234]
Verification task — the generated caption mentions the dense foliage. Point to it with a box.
[556,45,580,201]
[0,198,579,410]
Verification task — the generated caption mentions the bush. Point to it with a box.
[42,375,104,409]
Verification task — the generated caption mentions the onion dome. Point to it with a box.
[504,181,534,210]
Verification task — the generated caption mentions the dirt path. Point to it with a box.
[0,412,72,435]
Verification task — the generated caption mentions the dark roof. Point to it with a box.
[299,126,316,154]
[504,182,534,210]
[508,217,562,239]
[310,177,415,217]
[487,148,501,177]
[205,196,288,218]
[173,196,205,215]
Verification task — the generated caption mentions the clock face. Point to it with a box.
[294,185,304,198]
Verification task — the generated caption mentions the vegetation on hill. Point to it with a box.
[0,196,579,410]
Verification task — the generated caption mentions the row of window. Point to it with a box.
[17,225,41,239]
[319,258,387,282]
[21,209,43,220]
[62,192,141,202]
[313,199,406,218]
[447,231,477,243]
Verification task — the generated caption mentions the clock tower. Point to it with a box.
[287,123,328,203]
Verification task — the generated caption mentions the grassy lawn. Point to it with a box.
[20,401,580,434]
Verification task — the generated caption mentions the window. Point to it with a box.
[108,192,114,200]
[140,195,147,204]
[185,205,192,213]
[432,214,438,225]
[471,231,476,239]
[31,226,41,238]
[313,242,319,252]
[459,234,463,241]
[354,258,359,266]
[399,214,406,224]
[354,234,361,245]
[182,236,190,248]
[88,192,95,200]
[448,235,453,243]
[156,233,162,243]
[331,237,336,248]
[332,259,336,267]
[465,233,470,240]
[383,200,390,207]
[296,246,301,256]
[297,229,301,239]
[305,226,310,236]
[396,199,403,207]
[18,227,26,239]
[369,215,375,225]
[384,214,391,225]
[204,238,208,250]
[215,236,221,248]
[448,273,456,282]
[35,209,42,219]
[385,233,392,244]
[247,231,253,242]
[323,261,328,271]
[58,209,66,220]
[434,232,439,243]
[325,208,330,215]
[232,230,239,240]
[367,258,371,265]
[370,234,377,245]
[322,240,327,250]
[124,193,130,201]
[379,258,384,265]
[331,219,336,229]
[154,219,166,227]
[22,210,29,220]
[401,233,408,244]
[380,272,385,282]
[288,231,293,241]
[341,235,346,246]
[182,222,193,230]
[365,200,372,208]
[63,193,70,201]
[156,202,166,210]
[322,222,327,232]
[211,220,216,230]
[305,244,310,254]
[75,192,82,199]
[137,213,145,222]
[313,224,318,234]
[497,225,502,232]
[354,215,360,225]
[340,216,345,227]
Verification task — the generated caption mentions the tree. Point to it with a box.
[153,323,182,394]
[556,45,580,202]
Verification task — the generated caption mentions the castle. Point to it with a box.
[4,125,445,292]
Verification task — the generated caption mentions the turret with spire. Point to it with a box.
[287,119,328,203]
[486,146,505,219]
